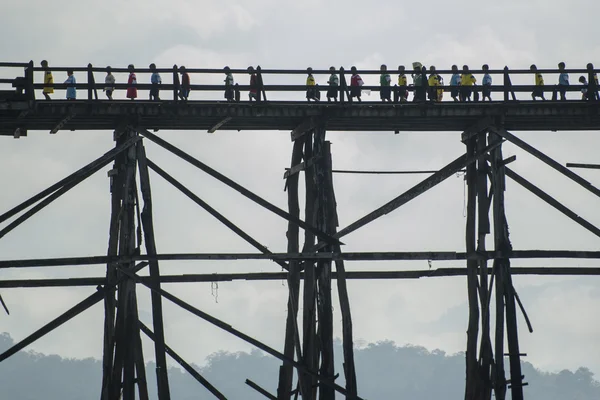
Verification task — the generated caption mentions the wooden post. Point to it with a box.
[101,127,150,400]
[476,132,493,400]
[339,67,346,103]
[327,145,358,396]
[277,138,304,399]
[314,127,335,400]
[172,65,179,102]
[302,131,318,400]
[137,141,172,400]
[464,134,481,400]
[489,129,524,400]
[25,60,34,100]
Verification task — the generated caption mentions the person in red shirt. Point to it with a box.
[178,66,190,100]
[126,64,137,100]
[349,66,364,102]
[248,66,259,101]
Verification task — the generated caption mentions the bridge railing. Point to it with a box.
[1,61,599,103]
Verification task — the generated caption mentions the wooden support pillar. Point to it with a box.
[314,127,335,400]
[302,131,318,400]
[464,134,482,400]
[277,137,304,399]
[137,142,171,400]
[101,127,150,400]
[489,129,524,400]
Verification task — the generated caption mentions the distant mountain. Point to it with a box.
[1,332,599,399]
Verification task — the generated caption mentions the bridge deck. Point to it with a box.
[1,100,599,135]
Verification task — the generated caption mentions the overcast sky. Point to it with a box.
[1,0,600,387]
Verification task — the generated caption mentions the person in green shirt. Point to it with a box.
[326,66,339,102]
[380,64,391,102]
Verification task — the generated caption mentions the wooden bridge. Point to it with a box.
[1,61,600,400]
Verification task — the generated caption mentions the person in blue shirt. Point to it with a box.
[64,70,76,100]
[449,65,460,102]
[482,64,492,101]
[558,62,569,101]
[149,63,162,101]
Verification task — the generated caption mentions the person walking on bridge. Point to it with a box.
[449,65,460,102]
[586,63,599,101]
[460,65,476,101]
[178,66,190,100]
[530,64,545,100]
[306,67,319,101]
[326,66,338,102]
[126,64,137,100]
[224,66,235,102]
[64,70,76,100]
[396,65,408,102]
[104,66,115,100]
[41,60,53,100]
[349,66,364,102]
[557,62,569,101]
[149,63,161,101]
[248,66,259,102]
[380,64,392,102]
[481,64,492,101]
[427,66,442,102]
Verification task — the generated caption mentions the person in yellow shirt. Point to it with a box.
[396,65,408,102]
[530,64,545,100]
[306,67,319,101]
[427,66,443,102]
[41,60,53,100]
[460,65,476,101]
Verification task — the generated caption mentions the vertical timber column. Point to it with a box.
[477,132,493,400]
[102,126,149,400]
[464,134,482,400]
[327,145,358,397]
[314,126,335,400]
[278,137,305,400]
[489,129,524,400]
[137,141,172,400]
[302,131,318,400]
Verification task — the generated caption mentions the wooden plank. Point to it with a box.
[3,267,600,289]
[207,116,232,133]
[50,112,77,134]
[566,162,600,170]
[290,119,316,141]
[140,128,341,246]
[506,167,600,238]
[140,323,227,400]
[283,156,318,179]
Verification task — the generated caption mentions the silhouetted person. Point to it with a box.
[428,66,442,102]
[380,64,392,102]
[104,66,115,100]
[586,63,599,101]
[449,65,460,102]
[248,66,258,102]
[178,66,190,100]
[149,63,161,101]
[224,66,235,102]
[326,66,339,102]
[306,67,319,101]
[482,64,492,101]
[557,62,569,101]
